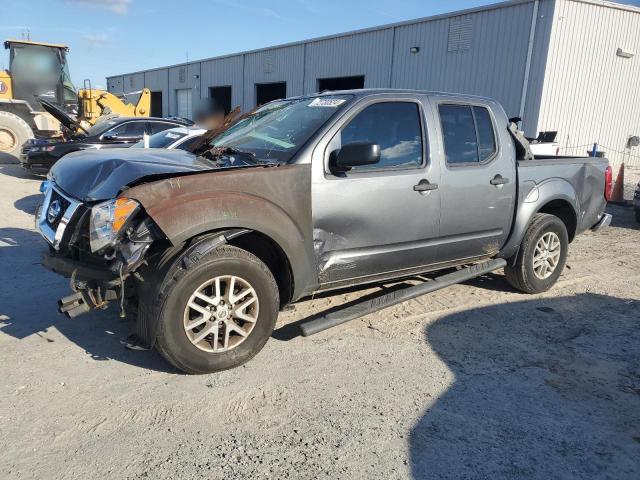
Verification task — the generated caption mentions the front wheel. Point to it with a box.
[0,111,34,159]
[154,245,279,374]
[504,213,569,294]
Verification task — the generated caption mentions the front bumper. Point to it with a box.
[591,213,612,232]
[41,251,117,282]
[20,152,58,173]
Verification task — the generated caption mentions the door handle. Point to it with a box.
[413,179,438,192]
[490,175,509,186]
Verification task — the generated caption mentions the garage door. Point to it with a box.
[176,88,192,119]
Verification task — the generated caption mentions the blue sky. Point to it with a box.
[3,0,640,90]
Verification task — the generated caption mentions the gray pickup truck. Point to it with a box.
[37,89,612,374]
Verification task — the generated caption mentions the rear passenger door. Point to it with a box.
[312,96,441,287]
[433,100,516,262]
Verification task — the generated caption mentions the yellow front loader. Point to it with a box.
[0,39,150,158]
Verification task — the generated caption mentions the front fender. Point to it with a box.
[500,178,579,259]
[124,165,315,299]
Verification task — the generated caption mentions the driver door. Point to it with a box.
[311,97,442,288]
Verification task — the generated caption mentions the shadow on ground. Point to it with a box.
[410,293,640,479]
[0,162,43,181]
[609,203,639,231]
[0,226,177,373]
[14,194,42,215]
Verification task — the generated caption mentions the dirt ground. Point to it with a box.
[1,159,639,480]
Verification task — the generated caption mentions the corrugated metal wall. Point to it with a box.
[200,55,244,111]
[244,45,305,106]
[143,69,170,116]
[537,0,640,165]
[107,76,124,94]
[391,1,535,122]
[121,72,145,104]
[168,62,201,118]
[106,1,542,121]
[305,29,394,91]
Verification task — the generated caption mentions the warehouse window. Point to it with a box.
[337,102,423,171]
[256,82,286,106]
[317,76,365,92]
[448,16,473,52]
[209,86,232,115]
[439,104,496,164]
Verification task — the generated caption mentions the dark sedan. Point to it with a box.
[20,116,192,173]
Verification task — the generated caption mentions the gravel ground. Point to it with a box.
[0,159,639,480]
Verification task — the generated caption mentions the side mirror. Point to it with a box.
[331,142,381,170]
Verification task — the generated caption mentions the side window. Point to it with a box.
[438,105,478,164]
[150,122,176,134]
[175,136,201,151]
[473,107,496,161]
[109,121,146,137]
[438,104,497,164]
[336,102,423,170]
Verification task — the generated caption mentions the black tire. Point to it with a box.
[0,111,34,159]
[504,213,569,294]
[154,244,279,374]
[635,208,640,224]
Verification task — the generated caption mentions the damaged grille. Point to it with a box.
[46,189,72,230]
[37,183,83,251]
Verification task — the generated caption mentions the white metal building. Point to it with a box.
[107,0,640,165]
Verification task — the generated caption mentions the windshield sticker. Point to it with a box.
[165,132,180,139]
[308,98,347,108]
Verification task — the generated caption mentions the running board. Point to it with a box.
[299,258,507,337]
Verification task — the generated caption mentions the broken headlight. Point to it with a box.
[89,198,139,252]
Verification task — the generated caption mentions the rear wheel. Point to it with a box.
[505,213,569,294]
[0,111,34,159]
[154,245,279,374]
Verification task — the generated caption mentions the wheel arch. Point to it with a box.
[536,199,577,242]
[500,179,580,259]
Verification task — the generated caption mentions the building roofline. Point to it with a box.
[568,0,640,15]
[107,0,640,81]
[108,0,537,79]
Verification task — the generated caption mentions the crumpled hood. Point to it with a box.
[50,148,240,202]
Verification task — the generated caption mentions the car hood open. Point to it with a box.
[40,98,87,134]
[49,148,254,202]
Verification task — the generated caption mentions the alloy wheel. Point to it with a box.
[183,275,259,353]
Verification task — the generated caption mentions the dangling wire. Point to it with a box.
[119,264,126,318]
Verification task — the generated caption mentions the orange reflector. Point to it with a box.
[113,198,138,232]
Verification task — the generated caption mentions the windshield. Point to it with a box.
[132,129,189,148]
[210,95,352,163]
[60,55,77,103]
[85,118,122,137]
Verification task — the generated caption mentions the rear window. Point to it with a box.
[439,104,497,164]
[474,107,497,161]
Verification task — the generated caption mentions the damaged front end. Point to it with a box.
[37,180,162,319]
